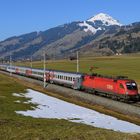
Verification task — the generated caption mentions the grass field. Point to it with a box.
[0,73,140,140]
[14,55,140,84]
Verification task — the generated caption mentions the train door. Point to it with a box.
[74,77,82,89]
[26,69,32,76]
[117,82,126,95]
[16,68,19,73]
[49,71,54,83]
[46,72,50,82]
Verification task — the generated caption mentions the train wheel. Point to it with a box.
[94,91,98,95]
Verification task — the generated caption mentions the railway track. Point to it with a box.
[0,70,140,118]
[132,102,140,107]
[94,93,140,108]
[89,91,140,107]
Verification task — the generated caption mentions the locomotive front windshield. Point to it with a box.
[126,82,137,90]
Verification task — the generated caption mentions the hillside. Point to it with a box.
[0,13,140,60]
[80,22,140,56]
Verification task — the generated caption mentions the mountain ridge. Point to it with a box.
[0,13,140,61]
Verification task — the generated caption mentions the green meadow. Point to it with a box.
[0,73,140,139]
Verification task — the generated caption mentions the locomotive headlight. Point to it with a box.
[132,83,136,86]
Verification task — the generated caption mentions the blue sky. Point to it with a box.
[0,0,140,41]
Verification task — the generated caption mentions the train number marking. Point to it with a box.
[107,84,113,90]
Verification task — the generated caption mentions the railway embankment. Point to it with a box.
[0,70,140,125]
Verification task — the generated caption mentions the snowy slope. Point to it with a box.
[88,13,122,26]
[79,21,102,33]
[14,89,140,133]
[79,13,122,33]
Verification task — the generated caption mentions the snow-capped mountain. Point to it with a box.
[1,13,139,60]
[88,13,122,26]
[79,13,122,33]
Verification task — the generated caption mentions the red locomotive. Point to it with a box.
[82,74,139,101]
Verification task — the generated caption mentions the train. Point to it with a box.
[0,64,139,101]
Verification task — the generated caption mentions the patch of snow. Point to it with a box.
[79,21,101,34]
[13,93,24,97]
[87,13,122,26]
[23,101,30,104]
[15,89,140,133]
[14,100,21,103]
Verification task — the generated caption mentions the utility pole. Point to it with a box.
[30,55,32,69]
[77,51,79,73]
[10,51,12,76]
[43,51,46,88]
